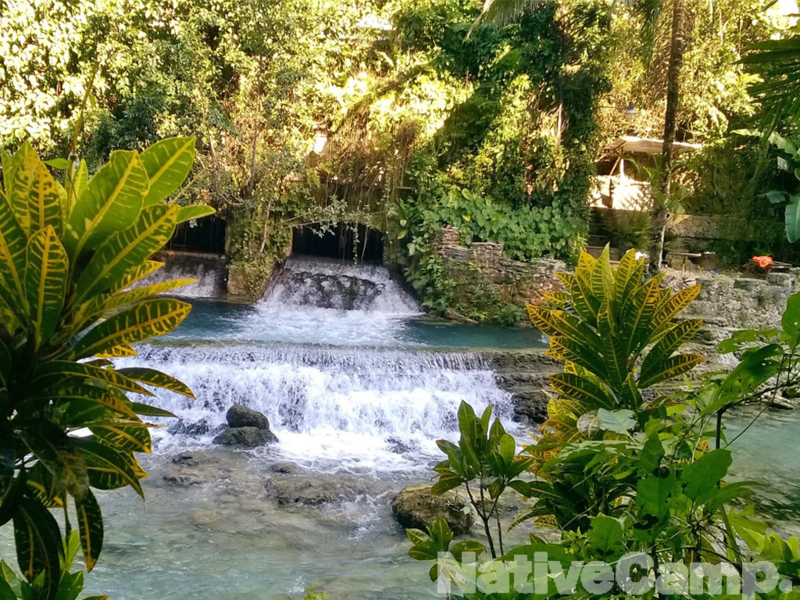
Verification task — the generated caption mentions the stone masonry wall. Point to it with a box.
[437,227,565,306]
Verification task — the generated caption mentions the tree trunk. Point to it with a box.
[651,0,686,272]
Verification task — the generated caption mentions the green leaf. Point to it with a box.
[13,495,62,600]
[65,150,148,260]
[0,577,14,600]
[70,298,191,360]
[116,367,194,398]
[139,137,195,207]
[24,226,68,348]
[49,383,139,421]
[636,474,676,521]
[43,159,69,170]
[129,403,177,419]
[783,291,800,338]
[498,433,515,464]
[431,472,463,496]
[596,409,635,434]
[73,490,103,571]
[787,200,800,243]
[77,441,144,497]
[767,190,787,204]
[451,540,484,562]
[17,422,88,500]
[588,515,624,557]
[681,449,732,502]
[75,204,178,303]
[176,205,215,224]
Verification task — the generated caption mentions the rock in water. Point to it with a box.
[226,404,271,430]
[214,426,278,447]
[392,484,473,535]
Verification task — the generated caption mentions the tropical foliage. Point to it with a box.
[0,137,208,599]
[408,248,800,598]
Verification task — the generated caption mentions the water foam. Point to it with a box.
[120,344,513,470]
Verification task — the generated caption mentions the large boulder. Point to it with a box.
[392,484,473,535]
[213,426,278,447]
[226,405,270,430]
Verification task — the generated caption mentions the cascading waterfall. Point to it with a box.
[120,344,515,468]
[124,255,519,469]
[137,251,226,298]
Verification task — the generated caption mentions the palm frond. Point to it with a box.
[742,33,800,132]
[467,0,544,38]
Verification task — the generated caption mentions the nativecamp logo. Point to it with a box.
[435,551,793,597]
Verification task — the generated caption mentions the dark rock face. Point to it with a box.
[391,484,473,535]
[226,405,270,430]
[169,418,213,436]
[214,426,278,447]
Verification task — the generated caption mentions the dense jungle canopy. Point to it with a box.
[0,0,797,310]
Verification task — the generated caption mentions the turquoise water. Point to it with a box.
[167,299,548,350]
[727,406,800,532]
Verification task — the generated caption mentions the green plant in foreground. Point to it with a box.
[409,248,800,599]
[0,138,213,599]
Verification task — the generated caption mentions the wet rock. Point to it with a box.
[269,462,299,474]
[190,510,219,526]
[387,437,415,454]
[169,418,213,436]
[264,475,367,506]
[214,426,278,447]
[227,405,270,430]
[392,484,473,535]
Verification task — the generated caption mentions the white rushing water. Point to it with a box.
[120,344,514,471]
[121,255,518,470]
[136,252,226,298]
[225,255,423,346]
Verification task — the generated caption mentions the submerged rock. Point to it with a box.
[392,484,473,535]
[227,404,271,430]
[214,426,278,447]
[265,476,365,506]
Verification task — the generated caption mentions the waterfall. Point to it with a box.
[263,255,420,314]
[120,343,515,469]
[138,251,226,298]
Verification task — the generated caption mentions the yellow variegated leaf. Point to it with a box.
[65,150,149,260]
[64,159,88,221]
[91,422,152,453]
[551,310,603,352]
[111,260,163,295]
[74,490,103,571]
[139,137,196,207]
[117,367,194,398]
[96,343,138,358]
[548,337,608,380]
[70,298,191,359]
[641,319,703,381]
[75,204,179,303]
[79,441,144,497]
[3,141,35,234]
[15,150,64,236]
[24,226,68,348]
[649,284,702,340]
[528,304,560,337]
[638,353,704,388]
[0,177,28,314]
[549,372,615,410]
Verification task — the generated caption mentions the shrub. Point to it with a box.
[0,137,212,599]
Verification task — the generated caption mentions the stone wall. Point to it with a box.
[437,227,565,306]
[667,214,779,242]
[666,269,800,336]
